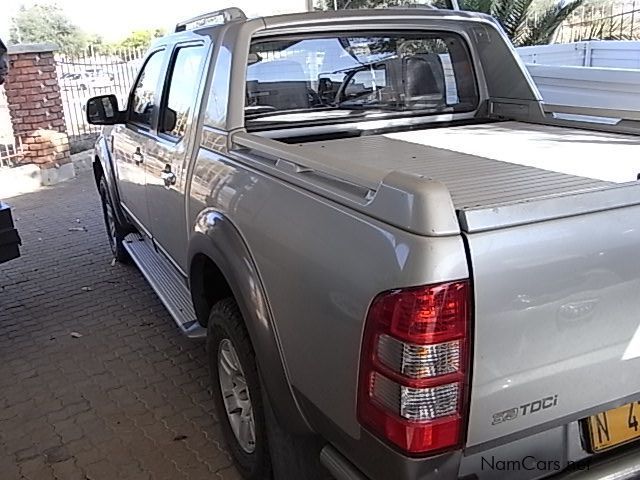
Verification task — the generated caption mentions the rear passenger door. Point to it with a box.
[112,48,168,234]
[145,42,209,272]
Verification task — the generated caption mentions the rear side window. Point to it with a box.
[129,50,165,128]
[160,45,207,140]
[245,32,478,128]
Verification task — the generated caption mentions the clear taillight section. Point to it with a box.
[357,280,470,455]
[376,335,461,378]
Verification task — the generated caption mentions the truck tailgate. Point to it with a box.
[465,204,640,448]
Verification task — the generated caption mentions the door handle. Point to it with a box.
[133,147,144,165]
[161,164,177,187]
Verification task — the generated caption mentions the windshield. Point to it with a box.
[245,32,478,128]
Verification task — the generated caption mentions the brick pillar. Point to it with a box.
[4,43,71,173]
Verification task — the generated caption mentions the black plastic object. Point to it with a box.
[0,201,21,263]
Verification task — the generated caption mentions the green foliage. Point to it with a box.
[86,34,104,49]
[519,0,585,45]
[9,4,88,55]
[318,0,586,46]
[459,0,585,45]
[8,4,165,57]
[112,29,166,51]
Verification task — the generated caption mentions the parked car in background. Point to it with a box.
[62,70,114,91]
[87,6,640,480]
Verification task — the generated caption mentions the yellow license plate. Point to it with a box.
[587,401,640,452]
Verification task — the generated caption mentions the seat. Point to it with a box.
[246,60,310,111]
[403,55,446,107]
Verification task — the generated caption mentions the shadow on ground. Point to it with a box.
[0,172,240,480]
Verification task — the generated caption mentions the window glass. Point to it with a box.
[161,45,207,139]
[245,33,478,127]
[129,50,165,127]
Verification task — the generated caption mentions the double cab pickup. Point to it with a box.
[87,6,640,480]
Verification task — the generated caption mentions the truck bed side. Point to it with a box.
[231,120,640,237]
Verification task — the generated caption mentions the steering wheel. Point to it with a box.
[307,88,323,107]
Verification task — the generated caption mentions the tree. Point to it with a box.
[114,29,166,51]
[86,33,106,54]
[318,0,585,46]
[461,0,586,46]
[9,4,88,55]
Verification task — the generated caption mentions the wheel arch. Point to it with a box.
[190,252,234,325]
[188,210,312,436]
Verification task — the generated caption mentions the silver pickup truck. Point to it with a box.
[87,6,640,480]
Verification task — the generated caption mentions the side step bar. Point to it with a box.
[123,234,206,339]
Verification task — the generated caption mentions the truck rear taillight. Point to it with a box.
[357,280,470,455]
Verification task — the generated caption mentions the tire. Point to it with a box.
[207,298,331,480]
[98,176,129,263]
[207,298,272,479]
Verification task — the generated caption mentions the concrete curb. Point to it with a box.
[0,149,93,198]
[70,149,93,175]
[41,162,76,186]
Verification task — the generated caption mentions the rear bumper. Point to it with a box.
[322,442,640,480]
[552,448,640,480]
[320,445,368,480]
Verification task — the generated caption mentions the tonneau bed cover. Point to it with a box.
[233,120,640,235]
[292,121,640,233]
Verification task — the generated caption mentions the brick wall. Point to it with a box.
[5,43,70,169]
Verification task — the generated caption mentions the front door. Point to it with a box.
[145,43,208,272]
[112,48,167,234]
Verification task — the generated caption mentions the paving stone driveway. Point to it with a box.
[0,172,241,480]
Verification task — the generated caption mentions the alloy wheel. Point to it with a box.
[217,338,256,454]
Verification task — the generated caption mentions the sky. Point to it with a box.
[1,0,311,42]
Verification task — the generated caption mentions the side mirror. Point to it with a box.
[86,94,123,125]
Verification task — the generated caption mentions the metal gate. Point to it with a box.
[55,47,145,149]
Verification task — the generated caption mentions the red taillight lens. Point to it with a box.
[357,280,470,455]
